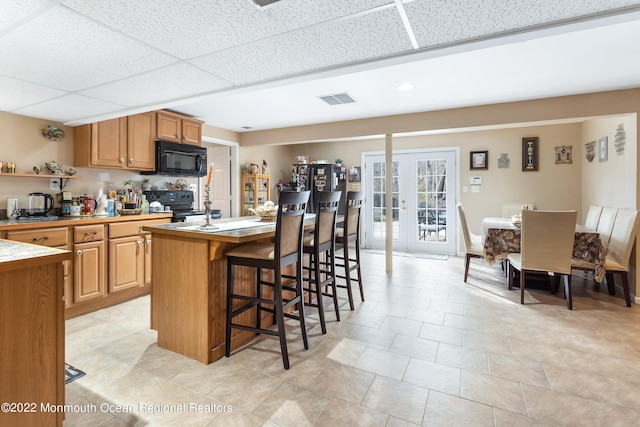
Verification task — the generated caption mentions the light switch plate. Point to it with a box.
[189,183,197,192]
[470,176,482,185]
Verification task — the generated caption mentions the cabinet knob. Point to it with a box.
[76,250,83,255]
[129,158,135,163]
[120,157,126,163]
[137,241,143,246]
[146,240,152,245]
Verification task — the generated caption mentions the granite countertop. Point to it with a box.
[0,212,173,231]
[0,239,71,272]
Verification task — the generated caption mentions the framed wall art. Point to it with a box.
[555,145,572,164]
[470,151,488,170]
[598,136,608,162]
[522,137,539,171]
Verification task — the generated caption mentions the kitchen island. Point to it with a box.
[143,216,313,364]
[0,240,70,427]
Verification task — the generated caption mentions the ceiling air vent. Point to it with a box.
[247,0,282,8]
[319,93,356,106]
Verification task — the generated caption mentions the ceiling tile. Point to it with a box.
[0,0,50,32]
[0,5,177,91]
[406,0,640,48]
[13,94,126,123]
[79,63,232,107]
[0,76,67,111]
[61,0,392,59]
[190,6,412,85]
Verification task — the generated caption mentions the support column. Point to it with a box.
[385,134,393,273]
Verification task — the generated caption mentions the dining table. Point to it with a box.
[481,217,606,282]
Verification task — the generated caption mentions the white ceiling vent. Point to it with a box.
[247,0,283,9]
[319,93,356,106]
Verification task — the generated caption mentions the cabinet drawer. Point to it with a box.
[74,224,105,243]
[7,227,69,247]
[109,218,170,238]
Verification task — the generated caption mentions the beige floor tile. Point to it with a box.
[418,323,463,346]
[388,334,439,362]
[460,370,527,415]
[443,312,485,332]
[379,315,424,337]
[435,342,489,374]
[405,307,446,325]
[317,336,367,366]
[493,408,559,427]
[348,325,398,350]
[488,353,550,389]
[350,347,410,380]
[310,361,375,404]
[590,399,640,427]
[314,398,389,426]
[462,330,512,355]
[521,383,600,426]
[402,358,461,396]
[206,370,283,413]
[423,390,494,427]
[543,363,624,406]
[361,376,430,425]
[252,381,330,426]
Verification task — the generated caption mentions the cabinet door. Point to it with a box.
[144,233,152,285]
[156,111,182,143]
[91,118,127,168]
[127,112,156,170]
[74,240,106,303]
[109,235,145,293]
[182,118,202,146]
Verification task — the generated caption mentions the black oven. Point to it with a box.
[142,140,207,177]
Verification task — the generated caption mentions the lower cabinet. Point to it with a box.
[73,225,106,303]
[108,234,146,292]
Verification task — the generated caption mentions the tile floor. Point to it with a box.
[63,251,640,426]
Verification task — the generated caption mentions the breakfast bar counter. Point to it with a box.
[142,216,313,364]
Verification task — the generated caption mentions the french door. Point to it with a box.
[364,150,457,253]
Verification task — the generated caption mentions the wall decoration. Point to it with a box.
[615,123,626,155]
[585,141,596,162]
[497,153,510,168]
[348,166,361,182]
[522,137,538,171]
[555,146,572,164]
[470,151,488,170]
[598,136,608,162]
[41,125,64,141]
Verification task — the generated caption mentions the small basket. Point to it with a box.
[118,208,142,216]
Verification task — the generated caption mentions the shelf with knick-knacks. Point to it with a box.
[240,173,270,216]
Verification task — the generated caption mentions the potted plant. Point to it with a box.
[334,158,343,167]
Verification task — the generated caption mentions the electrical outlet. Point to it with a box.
[50,179,60,192]
[189,183,197,192]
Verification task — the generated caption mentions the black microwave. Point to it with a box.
[143,140,207,177]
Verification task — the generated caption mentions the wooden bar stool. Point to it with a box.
[335,191,365,310]
[225,190,310,370]
[302,190,342,334]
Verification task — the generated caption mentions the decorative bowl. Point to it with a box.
[250,201,278,220]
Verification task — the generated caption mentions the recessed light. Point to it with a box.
[397,83,414,91]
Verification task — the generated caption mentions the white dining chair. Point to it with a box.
[502,202,534,218]
[596,207,618,250]
[604,208,639,307]
[583,205,603,230]
[457,203,484,282]
[507,210,577,309]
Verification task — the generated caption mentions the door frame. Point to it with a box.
[361,146,461,255]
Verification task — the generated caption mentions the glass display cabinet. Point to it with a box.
[240,173,270,215]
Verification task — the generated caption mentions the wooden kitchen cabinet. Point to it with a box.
[73,111,155,171]
[241,173,270,215]
[156,110,203,146]
[73,225,106,304]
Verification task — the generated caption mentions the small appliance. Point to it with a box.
[142,140,207,177]
[26,192,54,216]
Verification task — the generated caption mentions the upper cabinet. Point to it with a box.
[74,112,156,171]
[156,110,203,146]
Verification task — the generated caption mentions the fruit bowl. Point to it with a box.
[250,201,278,221]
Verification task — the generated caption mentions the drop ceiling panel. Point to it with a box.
[190,6,412,85]
[79,63,231,107]
[14,94,126,123]
[406,0,640,47]
[0,5,178,91]
[0,76,66,111]
[62,0,393,60]
[0,0,50,32]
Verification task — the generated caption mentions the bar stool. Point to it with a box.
[302,190,342,334]
[335,191,365,310]
[225,190,310,370]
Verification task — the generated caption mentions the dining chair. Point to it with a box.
[225,190,310,370]
[502,202,534,218]
[603,208,639,307]
[507,210,577,309]
[457,203,484,282]
[596,207,618,250]
[335,191,365,310]
[302,190,342,334]
[583,205,603,230]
